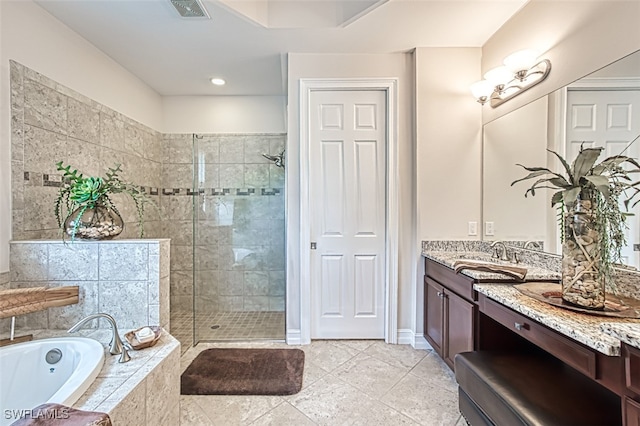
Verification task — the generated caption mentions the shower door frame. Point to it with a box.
[296,78,400,345]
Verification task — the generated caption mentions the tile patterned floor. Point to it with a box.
[196,311,285,341]
[171,310,194,353]
[179,340,465,425]
[171,311,286,354]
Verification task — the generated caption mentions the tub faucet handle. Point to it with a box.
[119,344,132,363]
[68,313,130,363]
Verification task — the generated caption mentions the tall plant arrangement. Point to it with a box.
[512,145,640,309]
[54,162,153,240]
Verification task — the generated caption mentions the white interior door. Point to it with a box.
[566,89,640,267]
[309,89,387,339]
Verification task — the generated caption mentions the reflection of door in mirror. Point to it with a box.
[564,88,640,267]
[483,96,550,245]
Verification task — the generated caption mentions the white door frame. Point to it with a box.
[299,78,399,344]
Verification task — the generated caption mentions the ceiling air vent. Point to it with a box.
[169,0,210,18]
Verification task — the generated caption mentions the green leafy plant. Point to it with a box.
[511,145,640,285]
[54,162,153,240]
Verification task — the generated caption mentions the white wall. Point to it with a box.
[416,48,483,241]
[0,0,163,272]
[415,47,483,340]
[162,96,287,134]
[482,0,640,124]
[286,53,415,342]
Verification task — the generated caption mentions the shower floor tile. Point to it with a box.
[170,310,285,354]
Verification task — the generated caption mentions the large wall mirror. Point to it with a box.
[482,49,640,265]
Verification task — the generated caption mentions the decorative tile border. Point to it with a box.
[26,171,281,197]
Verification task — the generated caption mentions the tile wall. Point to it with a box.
[10,61,163,242]
[4,240,170,332]
[0,271,8,291]
[163,134,286,316]
[75,330,181,426]
[8,61,287,346]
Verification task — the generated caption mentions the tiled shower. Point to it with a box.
[164,133,286,348]
[9,60,286,350]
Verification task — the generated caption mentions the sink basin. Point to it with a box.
[453,252,509,264]
[452,258,528,281]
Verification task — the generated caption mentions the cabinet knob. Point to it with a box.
[514,322,525,331]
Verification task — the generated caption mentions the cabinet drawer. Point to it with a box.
[480,294,597,378]
[625,344,640,395]
[425,259,475,302]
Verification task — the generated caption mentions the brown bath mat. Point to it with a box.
[180,348,305,395]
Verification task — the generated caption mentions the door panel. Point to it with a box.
[445,290,475,367]
[425,277,444,355]
[320,255,344,316]
[354,255,377,316]
[320,140,345,235]
[310,90,387,339]
[354,140,379,235]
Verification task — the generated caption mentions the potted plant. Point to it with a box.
[511,145,640,309]
[54,162,153,240]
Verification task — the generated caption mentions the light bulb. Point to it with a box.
[470,80,494,104]
[504,49,539,73]
[504,49,540,81]
[210,78,226,86]
[483,66,513,88]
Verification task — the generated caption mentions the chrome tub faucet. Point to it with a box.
[68,313,131,363]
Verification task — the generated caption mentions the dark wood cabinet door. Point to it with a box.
[425,277,444,355]
[444,289,475,368]
[626,397,640,426]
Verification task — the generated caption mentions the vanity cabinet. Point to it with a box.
[624,343,640,426]
[625,398,640,426]
[424,259,476,369]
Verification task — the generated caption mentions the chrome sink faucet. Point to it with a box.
[68,313,131,363]
[490,241,510,262]
[524,240,541,250]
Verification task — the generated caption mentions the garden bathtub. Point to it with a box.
[0,337,104,426]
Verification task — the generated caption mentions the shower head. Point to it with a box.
[262,150,285,169]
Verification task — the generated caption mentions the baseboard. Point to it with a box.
[287,328,432,349]
[286,328,303,345]
[397,329,414,345]
[397,329,432,350]
[412,333,432,350]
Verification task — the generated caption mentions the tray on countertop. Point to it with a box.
[125,326,163,350]
[514,282,640,319]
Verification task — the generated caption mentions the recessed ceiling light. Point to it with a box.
[210,78,226,86]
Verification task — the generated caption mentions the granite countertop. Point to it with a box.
[423,250,561,281]
[475,283,640,356]
[601,322,640,350]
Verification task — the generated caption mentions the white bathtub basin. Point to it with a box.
[0,337,104,426]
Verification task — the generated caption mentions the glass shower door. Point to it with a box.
[192,133,286,343]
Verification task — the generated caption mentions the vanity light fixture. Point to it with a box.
[210,77,226,86]
[471,49,551,108]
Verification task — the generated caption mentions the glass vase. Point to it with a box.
[561,189,605,310]
[64,203,124,240]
